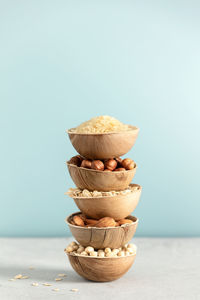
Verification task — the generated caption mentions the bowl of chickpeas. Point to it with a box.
[65,241,137,282]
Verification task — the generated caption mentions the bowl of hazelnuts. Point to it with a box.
[67,156,137,192]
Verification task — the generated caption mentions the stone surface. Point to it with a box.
[0,238,199,300]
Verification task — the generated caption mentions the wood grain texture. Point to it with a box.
[67,184,142,219]
[67,253,136,282]
[66,213,138,249]
[67,162,137,191]
[67,126,139,160]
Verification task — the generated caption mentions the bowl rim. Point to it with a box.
[65,183,142,200]
[66,161,137,174]
[66,125,139,136]
[66,251,136,259]
[65,212,139,229]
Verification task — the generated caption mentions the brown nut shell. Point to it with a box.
[73,215,85,227]
[104,159,117,171]
[81,159,92,169]
[95,217,116,228]
[121,158,135,170]
[79,214,87,222]
[85,219,98,225]
[118,219,133,225]
[91,160,104,171]
[114,168,126,172]
[69,156,83,167]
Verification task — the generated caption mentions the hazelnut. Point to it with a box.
[121,158,135,170]
[104,159,117,171]
[104,169,112,172]
[81,159,92,169]
[91,160,104,171]
[69,155,82,167]
[114,168,126,172]
[98,252,105,258]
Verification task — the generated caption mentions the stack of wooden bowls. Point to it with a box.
[65,126,142,282]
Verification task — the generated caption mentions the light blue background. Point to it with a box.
[0,0,200,237]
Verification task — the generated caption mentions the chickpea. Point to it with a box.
[117,251,125,257]
[70,241,78,247]
[85,246,94,254]
[106,252,114,257]
[127,243,137,251]
[72,245,79,251]
[127,248,136,254]
[90,251,98,257]
[77,246,85,254]
[65,246,73,253]
[104,248,111,254]
[98,252,105,258]
[80,251,88,256]
[112,249,119,255]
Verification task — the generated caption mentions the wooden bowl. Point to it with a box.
[65,213,138,249]
[67,184,142,219]
[67,253,136,282]
[67,126,139,160]
[66,162,137,192]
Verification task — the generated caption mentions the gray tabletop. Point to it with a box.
[0,238,199,300]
